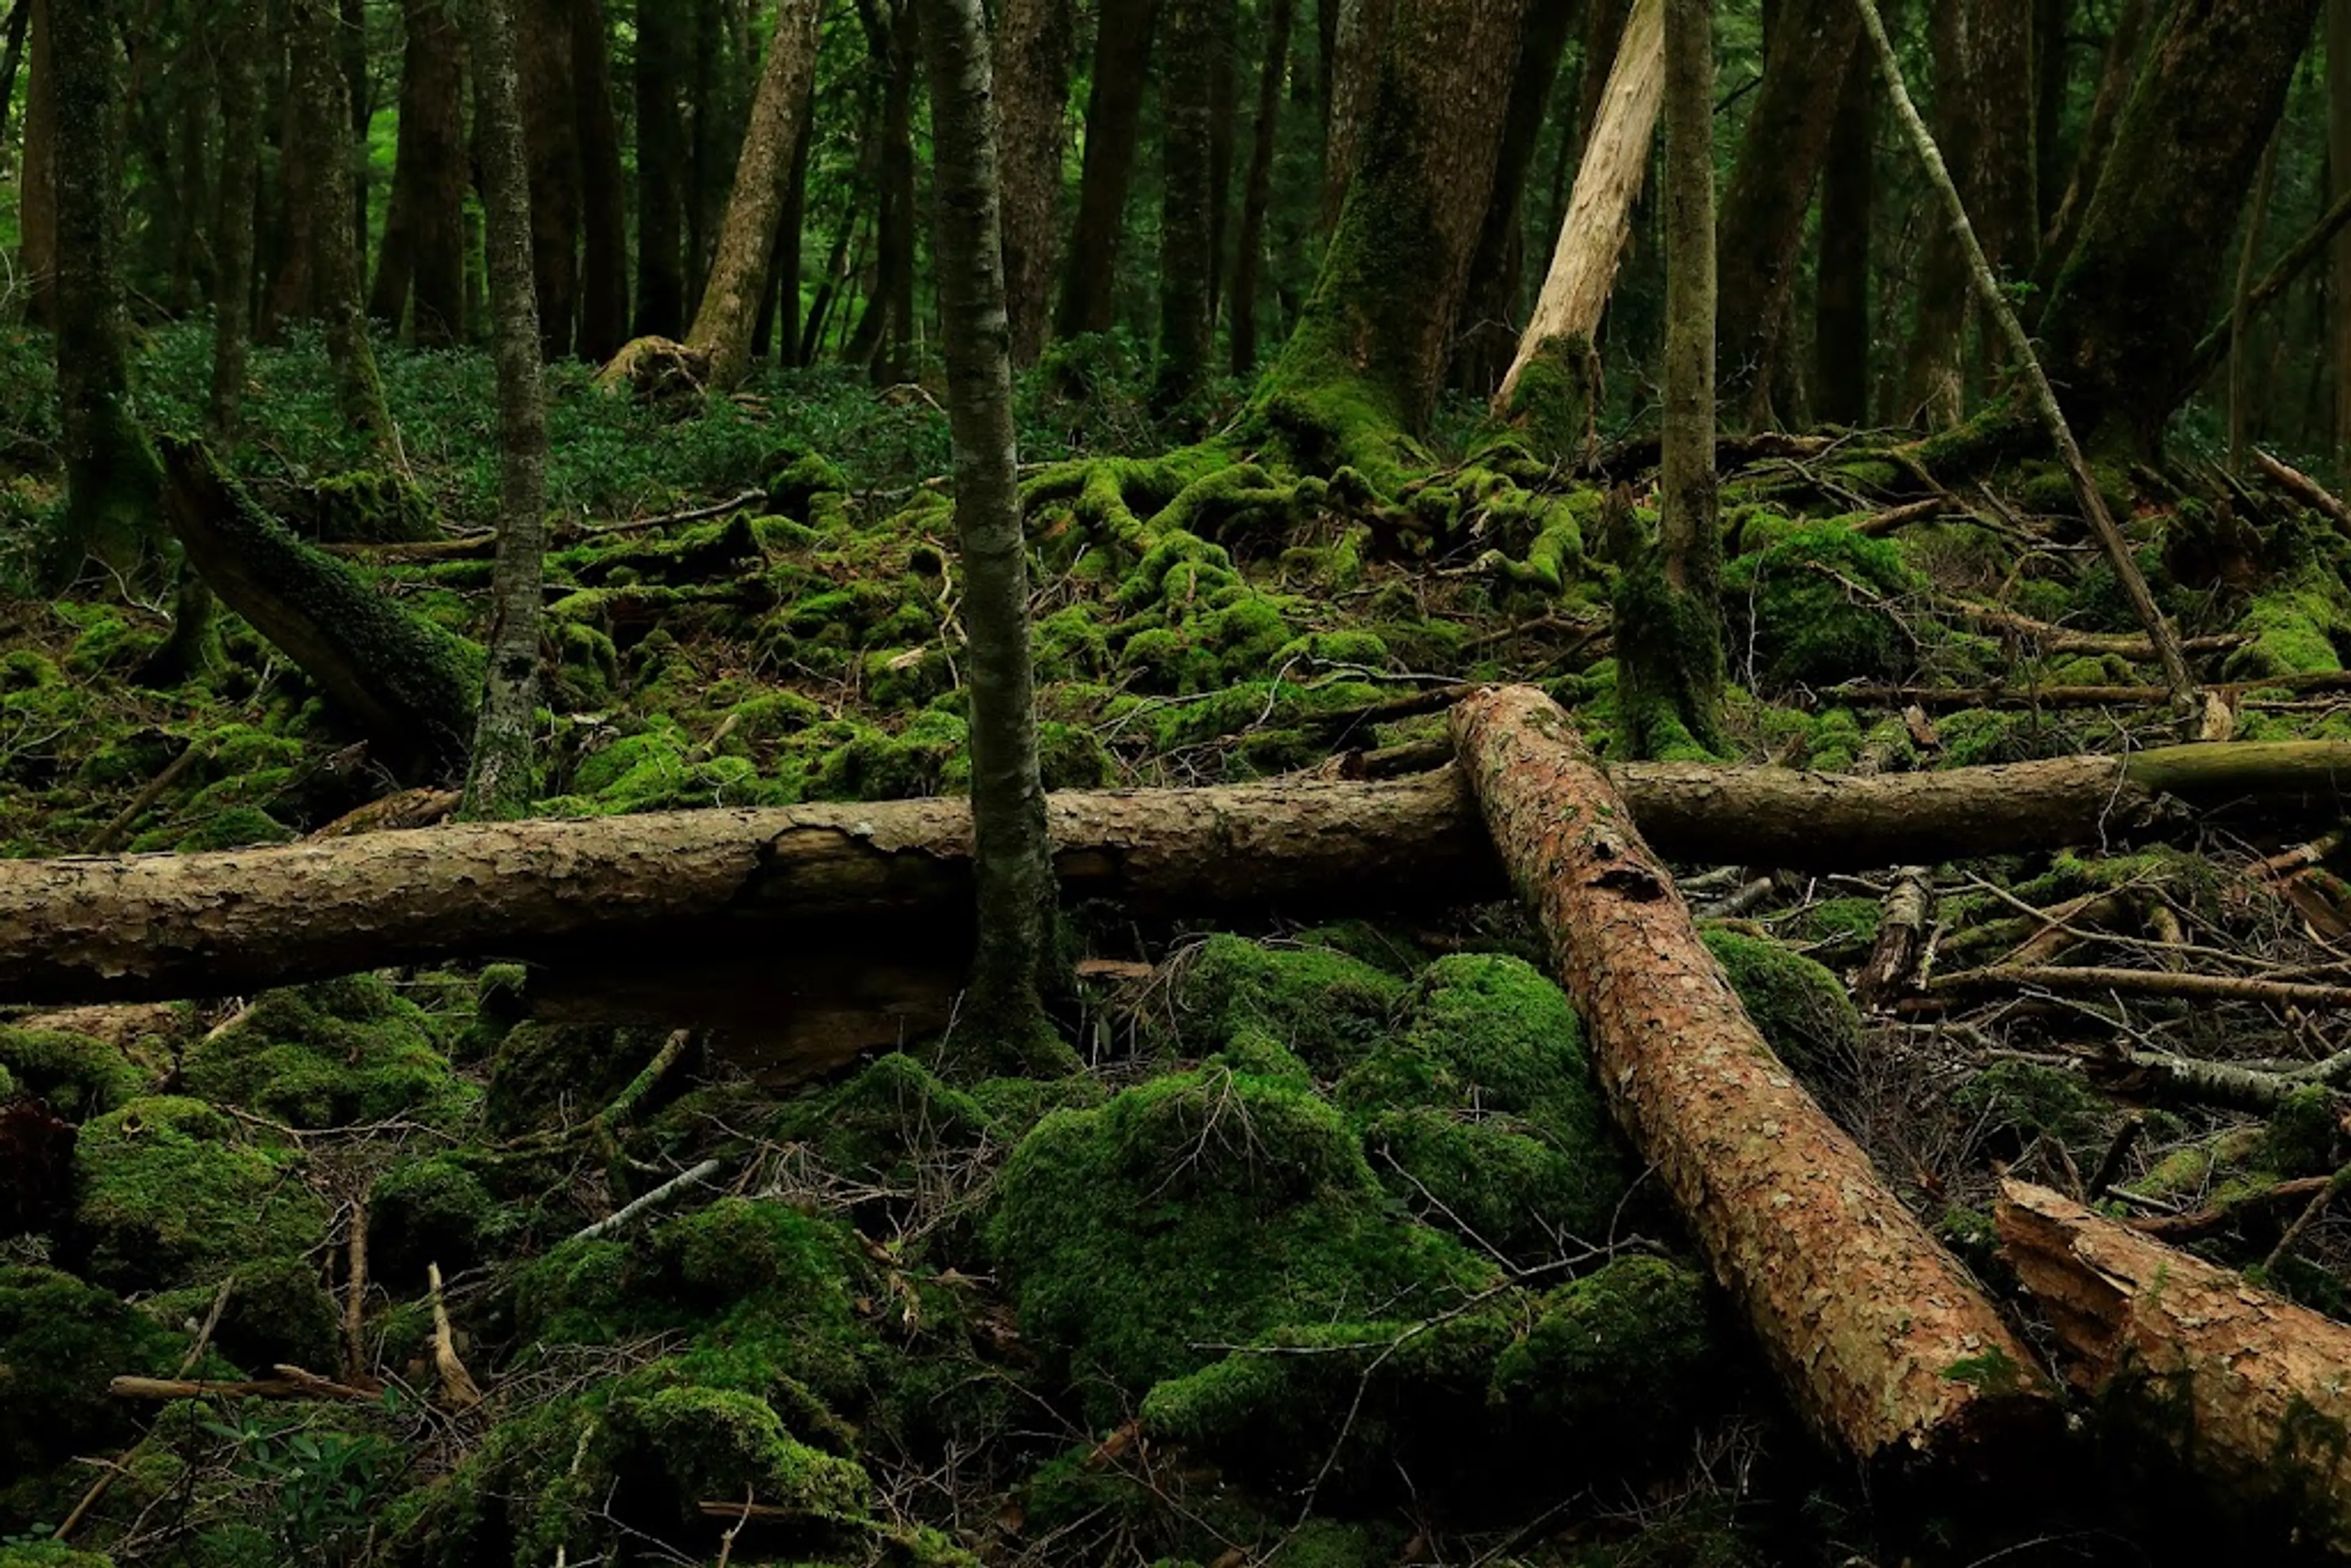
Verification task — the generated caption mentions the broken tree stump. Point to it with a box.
[1997,1179,2351,1556]
[1450,685,2057,1477]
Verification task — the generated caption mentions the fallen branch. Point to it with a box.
[1834,672,2351,708]
[1944,601,2248,661]
[2252,448,2351,536]
[2122,1175,2336,1242]
[1856,868,1933,1010]
[1931,964,2351,1013]
[57,1274,236,1542]
[109,1365,380,1403]
[571,1157,726,1242]
[1452,686,2057,1476]
[427,1261,481,1408]
[1998,1179,2351,1556]
[84,737,214,854]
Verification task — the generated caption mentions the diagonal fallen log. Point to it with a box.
[1996,1180,2351,1556]
[8,740,2351,1006]
[1449,686,2059,1478]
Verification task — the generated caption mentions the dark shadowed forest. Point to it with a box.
[13,1,2351,1566]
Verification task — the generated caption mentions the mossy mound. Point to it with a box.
[0,1026,150,1119]
[0,1266,185,1531]
[370,1155,513,1285]
[486,1021,678,1135]
[288,469,441,544]
[140,1250,340,1374]
[184,977,473,1130]
[1163,934,1409,1067]
[69,1096,329,1293]
[1722,522,1925,689]
[1701,930,1865,1083]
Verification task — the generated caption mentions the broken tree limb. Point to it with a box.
[1997,1179,2351,1556]
[10,742,2351,1005]
[1856,868,1933,1010]
[1930,964,2351,1013]
[1450,686,2057,1476]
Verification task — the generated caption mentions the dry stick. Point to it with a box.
[2123,1174,2337,1243]
[2254,449,2351,536]
[84,738,212,853]
[1932,964,2351,1012]
[2262,1166,2351,1276]
[343,1195,369,1386]
[427,1261,482,1409]
[109,1365,378,1402]
[571,1157,726,1242]
[1855,0,2197,715]
[2085,1114,2145,1201]
[583,488,767,537]
[56,1274,238,1541]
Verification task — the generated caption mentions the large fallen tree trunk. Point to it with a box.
[1449,686,2059,1476]
[1996,1180,2351,1557]
[10,740,2351,1005]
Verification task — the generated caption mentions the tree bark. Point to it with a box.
[994,0,1076,366]
[516,0,582,356]
[209,0,264,437]
[1451,687,2058,1474]
[291,0,395,446]
[1714,0,1859,426]
[633,0,691,338]
[1997,1180,2351,1558]
[2034,0,2322,449]
[847,0,919,381]
[917,0,1061,1058]
[2037,0,2150,291]
[1968,0,2036,284]
[460,0,552,819]
[1320,0,1396,229]
[24,740,2351,1004]
[1902,0,1974,429]
[572,0,631,362]
[1813,39,1873,427]
[370,0,468,348]
[2333,0,2351,465]
[1054,0,1159,339]
[19,0,53,328]
[1229,0,1296,375]
[676,0,821,389]
[1155,0,1218,412]
[1493,0,1662,413]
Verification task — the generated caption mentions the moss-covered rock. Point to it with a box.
[1163,934,1408,1067]
[1723,522,1924,689]
[0,1267,184,1531]
[0,1026,149,1118]
[370,1155,509,1286]
[1701,930,1864,1082]
[70,1096,329,1292]
[184,977,471,1130]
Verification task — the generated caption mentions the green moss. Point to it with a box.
[1611,549,1725,760]
[1701,931,1864,1081]
[2227,566,2351,680]
[0,1266,184,1526]
[1164,934,1409,1067]
[1487,1256,1719,1465]
[1722,522,1925,689]
[371,1157,509,1285]
[0,1027,149,1117]
[0,1545,119,1567]
[71,1097,329,1293]
[1953,1062,2112,1159]
[292,470,440,544]
[486,1021,674,1135]
[185,977,470,1130]
[604,1382,871,1523]
[2263,1086,2340,1178]
[172,805,296,850]
[771,1053,995,1190]
[141,1251,339,1373]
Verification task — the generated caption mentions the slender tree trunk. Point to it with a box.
[0,0,31,167]
[293,0,395,446]
[1205,0,1237,324]
[755,91,813,363]
[1903,0,1974,427]
[264,35,317,339]
[210,0,264,437]
[461,0,550,817]
[686,0,727,307]
[1970,0,2036,283]
[2333,0,2351,463]
[340,0,369,264]
[1321,0,1396,228]
[372,0,467,347]
[1813,40,1873,427]
[49,0,162,575]
[2031,0,2066,234]
[1155,0,1217,411]
[915,0,1062,1065]
[1229,0,1296,374]
[2229,132,2280,471]
[2036,0,2322,449]
[1053,0,1158,338]
[573,0,630,361]
[994,0,1075,366]
[675,0,822,388]
[634,0,689,337]
[516,0,582,356]
[21,0,55,328]
[800,203,855,363]
[871,0,919,380]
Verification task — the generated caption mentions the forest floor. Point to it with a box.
[6,324,2351,1568]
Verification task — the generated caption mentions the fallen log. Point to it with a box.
[10,742,2351,1005]
[1997,1180,2351,1556]
[1450,687,2057,1478]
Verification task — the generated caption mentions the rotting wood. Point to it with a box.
[1856,868,1933,1010]
[1930,964,2351,1013]
[2122,1174,2336,1242]
[12,743,2351,1005]
[1997,1179,2351,1557]
[110,1366,379,1403]
[1451,685,2058,1477]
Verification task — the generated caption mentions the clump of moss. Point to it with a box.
[70,1096,329,1292]
[141,1251,339,1373]
[1701,930,1864,1082]
[486,1021,676,1135]
[0,1026,149,1118]
[1487,1256,1719,1466]
[2263,1086,2340,1178]
[1163,934,1408,1067]
[2224,566,2351,681]
[1952,1062,2112,1160]
[1723,522,1925,689]
[0,1266,184,1530]
[185,977,471,1130]
[603,1380,871,1526]
[370,1156,510,1285]
[291,469,440,544]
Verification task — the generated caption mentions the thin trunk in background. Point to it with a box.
[0,0,31,162]
[634,0,690,336]
[754,91,814,362]
[340,0,369,262]
[372,0,468,347]
[294,0,396,446]
[993,0,1076,366]
[2333,0,2351,462]
[1970,0,2036,279]
[22,0,55,327]
[517,0,582,356]
[1205,0,1237,325]
[680,0,822,388]
[2230,132,2280,471]
[574,0,631,361]
[2032,0,2067,234]
[913,0,1062,1064]
[1229,0,1297,374]
[264,24,317,338]
[1321,0,1397,228]
[1902,0,1974,427]
[2038,0,2151,296]
[211,0,264,435]
[1155,0,1217,411]
[1054,0,1158,338]
[1813,39,1873,427]
[461,0,551,817]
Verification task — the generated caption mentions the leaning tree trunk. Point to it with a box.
[1902,0,1976,429]
[1452,688,2060,1475]
[2034,0,2322,449]
[917,0,1063,1066]
[1492,0,1662,418]
[1613,0,1723,759]
[292,0,395,446]
[1054,0,1159,339]
[1713,0,1859,427]
[370,0,468,348]
[49,0,162,576]
[994,0,1076,366]
[1250,0,1533,458]
[208,0,264,437]
[461,0,552,818]
[2036,0,2151,282]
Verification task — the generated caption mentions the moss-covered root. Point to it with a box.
[1607,490,1727,759]
[156,437,483,781]
[1020,446,1335,576]
[1487,331,1599,470]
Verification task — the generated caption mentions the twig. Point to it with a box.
[56,1275,238,1541]
[2254,449,2351,537]
[2085,1114,2144,1200]
[428,1261,482,1409]
[84,737,213,853]
[2262,1166,2351,1275]
[585,488,767,537]
[1932,964,2351,1012]
[109,1365,378,1402]
[571,1157,726,1242]
[2127,1176,2336,1242]
[344,1196,370,1386]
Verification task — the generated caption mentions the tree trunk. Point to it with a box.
[1903,0,1975,428]
[1813,40,1872,428]
[633,0,690,337]
[1320,0,1395,229]
[157,439,479,783]
[1970,0,2036,285]
[21,0,58,329]
[1053,0,1158,338]
[49,0,160,576]
[2039,0,2151,286]
[340,0,370,264]
[461,0,552,819]
[993,0,1074,366]
[1254,0,1532,449]
[0,1,32,205]
[755,91,813,363]
[292,0,395,445]
[516,0,582,356]
[917,0,1061,1062]
[2035,0,2322,449]
[1614,0,1722,757]
[676,0,821,389]
[1997,1180,2351,1557]
[28,740,2351,1004]
[2333,0,2351,464]
[209,0,264,437]
[2031,0,2067,236]
[1229,0,1295,375]
[1714,0,1859,427]
[1155,0,1218,412]
[1493,0,1662,413]
[1451,688,2059,1472]
[372,0,467,347]
[572,0,630,362]
[1205,0,1237,325]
